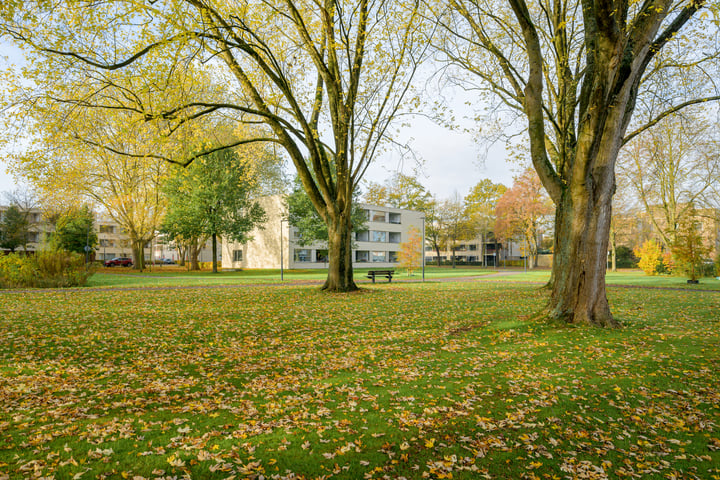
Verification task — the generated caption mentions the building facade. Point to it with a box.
[222,196,424,270]
[424,236,525,266]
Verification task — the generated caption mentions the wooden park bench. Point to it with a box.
[366,269,394,283]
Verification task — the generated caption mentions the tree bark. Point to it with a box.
[547,181,619,328]
[190,243,200,271]
[322,209,357,292]
[132,241,145,272]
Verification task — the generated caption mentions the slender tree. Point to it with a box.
[438,192,470,268]
[494,169,553,268]
[435,0,720,326]
[463,179,507,267]
[398,226,423,275]
[162,146,267,273]
[423,197,445,266]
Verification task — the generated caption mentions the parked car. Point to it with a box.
[104,257,133,267]
[162,258,176,265]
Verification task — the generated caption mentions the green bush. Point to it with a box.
[696,261,716,278]
[0,251,95,289]
[615,245,638,268]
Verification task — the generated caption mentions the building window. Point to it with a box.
[388,231,401,243]
[389,251,399,263]
[371,231,387,243]
[356,250,369,262]
[355,230,369,242]
[233,250,243,262]
[316,249,328,263]
[469,244,477,251]
[27,232,40,243]
[99,225,114,234]
[372,251,386,262]
[294,249,311,262]
[100,239,115,247]
[371,210,386,222]
[389,212,401,224]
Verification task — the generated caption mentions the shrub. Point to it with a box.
[615,245,638,268]
[199,261,221,270]
[660,252,675,275]
[0,251,94,289]
[633,239,663,276]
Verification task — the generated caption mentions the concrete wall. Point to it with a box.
[222,195,289,270]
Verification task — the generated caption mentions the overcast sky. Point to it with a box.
[0,41,519,202]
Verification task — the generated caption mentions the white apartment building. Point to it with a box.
[425,236,525,266]
[1,206,187,263]
[222,196,424,270]
[0,205,44,252]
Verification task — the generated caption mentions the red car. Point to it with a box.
[104,257,133,267]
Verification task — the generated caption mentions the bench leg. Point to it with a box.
[371,275,375,283]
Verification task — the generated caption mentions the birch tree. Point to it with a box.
[435,0,720,326]
[1,0,430,291]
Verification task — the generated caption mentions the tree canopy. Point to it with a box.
[0,205,30,252]
[162,146,267,273]
[435,0,720,326]
[51,205,98,256]
[1,0,431,291]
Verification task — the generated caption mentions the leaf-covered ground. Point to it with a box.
[1,282,718,479]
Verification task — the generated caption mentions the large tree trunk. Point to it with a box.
[132,241,145,271]
[322,209,356,292]
[547,179,619,328]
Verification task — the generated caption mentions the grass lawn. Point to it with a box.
[1,282,719,479]
[85,266,493,289]
[479,269,720,291]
